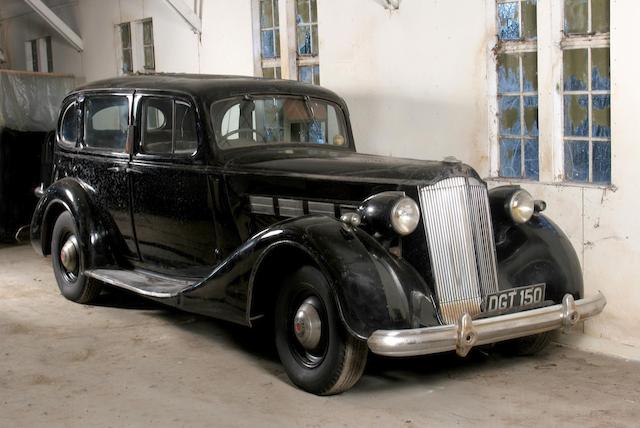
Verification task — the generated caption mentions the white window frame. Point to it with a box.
[116,18,155,75]
[251,0,320,82]
[487,0,612,187]
[25,36,53,72]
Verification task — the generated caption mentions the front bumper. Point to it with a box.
[368,293,606,357]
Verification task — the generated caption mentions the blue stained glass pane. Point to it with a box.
[522,52,537,91]
[297,25,312,55]
[564,95,589,137]
[563,49,588,91]
[298,66,312,83]
[500,139,522,178]
[499,96,521,136]
[524,139,539,179]
[498,2,520,40]
[497,54,520,93]
[564,140,589,182]
[261,30,275,58]
[592,48,610,90]
[592,142,611,184]
[523,96,538,137]
[592,95,611,138]
[260,0,273,28]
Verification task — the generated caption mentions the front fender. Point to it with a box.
[256,217,440,338]
[30,177,121,269]
[180,215,439,339]
[494,213,584,303]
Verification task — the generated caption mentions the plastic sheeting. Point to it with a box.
[0,71,75,132]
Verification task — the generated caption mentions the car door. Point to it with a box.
[129,93,217,275]
[73,92,137,258]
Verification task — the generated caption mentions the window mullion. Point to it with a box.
[278,0,296,80]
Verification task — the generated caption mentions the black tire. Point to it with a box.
[51,211,101,304]
[274,265,368,395]
[498,332,552,356]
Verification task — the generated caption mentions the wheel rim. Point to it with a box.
[288,291,328,369]
[294,298,323,350]
[59,234,80,282]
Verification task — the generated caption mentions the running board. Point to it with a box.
[85,268,199,298]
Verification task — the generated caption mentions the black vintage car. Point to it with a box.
[31,74,606,395]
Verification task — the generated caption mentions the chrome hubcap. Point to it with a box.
[60,236,78,274]
[293,298,322,350]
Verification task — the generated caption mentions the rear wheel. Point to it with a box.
[498,332,552,356]
[51,211,101,304]
[274,265,368,395]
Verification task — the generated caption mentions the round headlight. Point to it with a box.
[508,190,534,224]
[390,197,420,235]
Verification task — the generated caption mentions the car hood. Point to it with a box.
[222,147,480,186]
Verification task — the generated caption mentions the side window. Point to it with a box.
[142,97,172,154]
[174,101,198,155]
[59,101,78,147]
[83,96,129,151]
[140,97,198,156]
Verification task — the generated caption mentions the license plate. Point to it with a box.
[482,283,546,313]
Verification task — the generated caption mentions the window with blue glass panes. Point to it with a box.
[496,0,539,180]
[259,0,282,79]
[296,0,320,85]
[563,0,611,184]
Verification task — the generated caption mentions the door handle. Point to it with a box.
[125,167,142,175]
[107,166,126,173]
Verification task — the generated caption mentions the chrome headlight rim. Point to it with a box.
[508,189,534,224]
[390,196,420,236]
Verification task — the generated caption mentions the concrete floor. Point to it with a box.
[1,244,639,428]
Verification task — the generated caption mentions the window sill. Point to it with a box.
[484,177,617,191]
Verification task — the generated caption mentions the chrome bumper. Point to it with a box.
[368,293,606,357]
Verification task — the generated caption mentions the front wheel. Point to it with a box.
[274,265,368,395]
[51,211,101,304]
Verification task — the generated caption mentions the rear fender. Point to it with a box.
[30,177,122,269]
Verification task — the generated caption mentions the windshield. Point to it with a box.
[211,96,349,150]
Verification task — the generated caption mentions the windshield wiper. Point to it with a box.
[303,95,316,122]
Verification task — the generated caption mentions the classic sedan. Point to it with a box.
[31,74,606,395]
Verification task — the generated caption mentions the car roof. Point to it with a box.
[73,73,346,105]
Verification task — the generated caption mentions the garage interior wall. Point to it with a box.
[0,0,637,358]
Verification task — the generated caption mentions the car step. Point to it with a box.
[85,268,199,298]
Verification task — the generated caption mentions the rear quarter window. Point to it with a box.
[59,101,78,148]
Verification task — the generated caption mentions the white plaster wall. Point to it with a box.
[0,1,82,76]
[318,0,491,173]
[0,0,255,82]
[199,0,255,75]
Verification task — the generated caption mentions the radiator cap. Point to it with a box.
[443,156,461,164]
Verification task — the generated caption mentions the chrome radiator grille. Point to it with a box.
[418,177,499,324]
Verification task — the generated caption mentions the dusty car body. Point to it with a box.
[31,74,606,395]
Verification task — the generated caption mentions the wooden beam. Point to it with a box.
[164,0,202,34]
[23,0,83,51]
